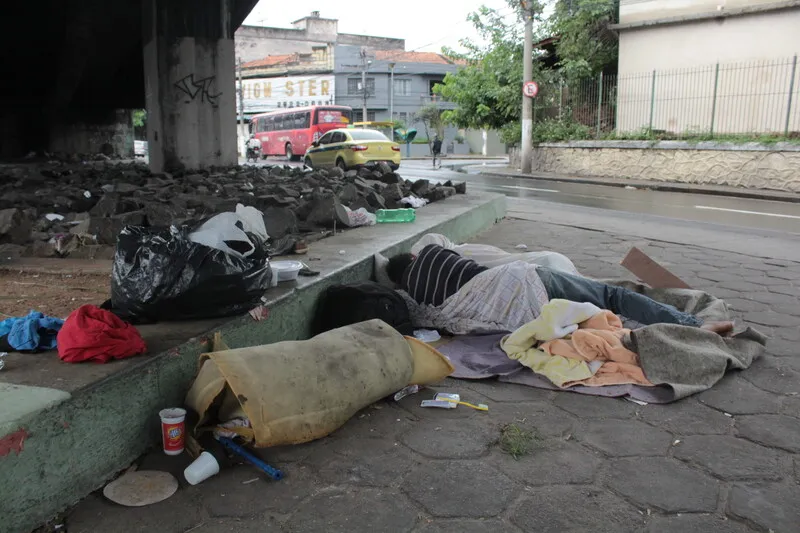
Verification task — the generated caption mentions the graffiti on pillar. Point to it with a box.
[174,74,222,106]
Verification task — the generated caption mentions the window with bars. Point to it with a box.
[353,110,377,123]
[347,77,375,96]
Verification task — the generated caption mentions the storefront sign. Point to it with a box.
[239,75,335,113]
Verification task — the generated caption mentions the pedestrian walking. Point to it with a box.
[432,135,443,169]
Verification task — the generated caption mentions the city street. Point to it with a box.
[65,162,800,533]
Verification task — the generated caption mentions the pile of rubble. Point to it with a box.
[0,161,466,259]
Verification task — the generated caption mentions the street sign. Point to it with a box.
[523,81,539,98]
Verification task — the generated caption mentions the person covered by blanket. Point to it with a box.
[387,244,733,334]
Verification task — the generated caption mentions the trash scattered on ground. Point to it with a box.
[248,305,270,321]
[0,352,6,371]
[376,208,416,223]
[0,310,64,352]
[393,384,421,401]
[625,397,649,406]
[298,263,320,277]
[421,392,488,411]
[400,196,428,208]
[217,437,283,481]
[159,408,186,456]
[335,204,376,227]
[515,244,529,250]
[57,305,147,363]
[621,247,691,289]
[102,470,178,507]
[624,185,638,190]
[413,329,441,343]
[271,260,304,282]
[338,250,346,255]
[183,451,220,486]
[108,210,273,322]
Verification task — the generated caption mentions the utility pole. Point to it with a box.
[360,48,369,126]
[389,62,395,138]
[520,1,534,173]
[237,57,246,157]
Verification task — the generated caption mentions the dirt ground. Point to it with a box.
[0,270,110,319]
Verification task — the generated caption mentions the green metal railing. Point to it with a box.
[532,55,800,140]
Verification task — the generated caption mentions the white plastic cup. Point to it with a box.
[158,408,186,456]
[184,451,221,485]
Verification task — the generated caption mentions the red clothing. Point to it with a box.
[57,305,147,363]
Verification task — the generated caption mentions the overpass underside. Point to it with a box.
[0,0,258,172]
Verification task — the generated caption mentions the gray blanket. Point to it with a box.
[436,281,767,403]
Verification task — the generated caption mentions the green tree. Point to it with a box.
[434,1,551,145]
[132,109,146,128]
[549,0,619,78]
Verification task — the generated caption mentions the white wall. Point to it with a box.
[616,8,800,133]
[620,0,788,24]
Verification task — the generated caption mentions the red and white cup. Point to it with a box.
[159,408,186,455]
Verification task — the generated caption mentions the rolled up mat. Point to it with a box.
[185,320,453,448]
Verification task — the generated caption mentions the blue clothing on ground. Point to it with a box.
[0,311,65,351]
[536,267,703,327]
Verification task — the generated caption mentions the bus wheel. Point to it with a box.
[285,144,294,161]
[336,158,347,171]
[304,156,313,169]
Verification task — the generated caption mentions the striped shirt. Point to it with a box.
[401,244,488,306]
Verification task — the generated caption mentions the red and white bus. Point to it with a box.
[250,105,353,160]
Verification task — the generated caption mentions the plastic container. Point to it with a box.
[271,260,304,282]
[376,208,416,223]
[184,451,220,485]
[159,408,186,456]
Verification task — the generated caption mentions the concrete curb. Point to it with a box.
[472,168,800,204]
[0,193,506,533]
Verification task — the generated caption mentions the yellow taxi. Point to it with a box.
[303,128,401,171]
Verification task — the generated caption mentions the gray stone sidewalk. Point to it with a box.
[65,219,800,533]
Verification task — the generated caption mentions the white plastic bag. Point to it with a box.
[188,205,269,259]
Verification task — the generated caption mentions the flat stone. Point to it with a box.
[337,183,359,204]
[511,486,644,533]
[576,419,672,456]
[456,379,553,403]
[89,193,121,217]
[366,191,386,210]
[493,441,601,486]
[192,517,283,532]
[553,393,638,419]
[697,376,783,415]
[744,311,800,328]
[262,207,298,239]
[410,179,431,197]
[402,461,517,518]
[765,339,799,357]
[606,458,719,513]
[724,298,770,313]
[287,488,418,533]
[202,464,316,517]
[66,491,203,533]
[728,483,800,532]
[767,284,800,297]
[673,436,783,480]
[645,514,754,533]
[416,519,519,533]
[736,414,800,452]
[401,419,495,459]
[749,291,799,307]
[742,359,800,395]
[304,437,418,487]
[638,399,734,435]
[0,208,32,245]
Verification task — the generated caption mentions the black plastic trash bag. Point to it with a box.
[313,281,413,336]
[109,224,272,323]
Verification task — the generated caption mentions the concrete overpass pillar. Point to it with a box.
[142,0,237,172]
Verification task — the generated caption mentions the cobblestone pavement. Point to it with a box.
[66,218,800,533]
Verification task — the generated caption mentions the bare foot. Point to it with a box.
[701,321,734,336]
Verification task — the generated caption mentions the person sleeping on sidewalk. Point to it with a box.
[386,244,734,335]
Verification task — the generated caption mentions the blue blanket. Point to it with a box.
[0,311,65,352]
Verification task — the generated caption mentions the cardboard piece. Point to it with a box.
[620,247,692,289]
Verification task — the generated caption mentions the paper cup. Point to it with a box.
[184,451,220,485]
[159,408,186,456]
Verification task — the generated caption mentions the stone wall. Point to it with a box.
[511,141,800,193]
[49,109,134,157]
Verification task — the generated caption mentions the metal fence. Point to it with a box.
[533,56,800,139]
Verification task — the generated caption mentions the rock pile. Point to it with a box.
[0,161,466,259]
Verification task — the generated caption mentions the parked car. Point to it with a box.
[134,140,148,158]
[303,128,401,170]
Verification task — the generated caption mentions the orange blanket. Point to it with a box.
[540,311,653,387]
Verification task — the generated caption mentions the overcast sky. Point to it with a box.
[243,0,516,53]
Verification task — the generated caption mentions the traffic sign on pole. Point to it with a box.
[523,81,539,98]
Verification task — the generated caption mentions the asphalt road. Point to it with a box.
[398,159,800,262]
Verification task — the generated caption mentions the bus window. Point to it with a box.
[274,115,284,131]
[249,120,255,134]
[315,108,352,125]
[299,112,311,128]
